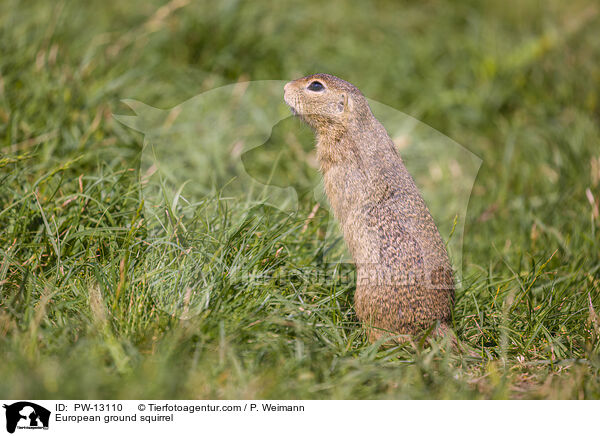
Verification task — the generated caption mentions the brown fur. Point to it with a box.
[284,73,454,342]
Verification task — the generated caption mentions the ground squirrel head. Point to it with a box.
[284,74,371,135]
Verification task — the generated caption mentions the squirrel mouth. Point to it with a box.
[284,94,299,117]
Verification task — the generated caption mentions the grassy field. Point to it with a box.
[1,0,599,399]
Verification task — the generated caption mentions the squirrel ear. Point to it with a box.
[344,94,353,113]
[339,94,353,113]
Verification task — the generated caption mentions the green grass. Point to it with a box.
[1,0,600,399]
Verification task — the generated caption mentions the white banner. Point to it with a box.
[0,400,595,435]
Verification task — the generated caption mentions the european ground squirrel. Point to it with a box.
[284,73,454,342]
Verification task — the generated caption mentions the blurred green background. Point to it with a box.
[1,0,599,399]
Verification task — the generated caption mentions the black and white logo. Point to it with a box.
[3,402,50,434]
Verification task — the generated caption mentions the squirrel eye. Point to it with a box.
[307,81,324,91]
